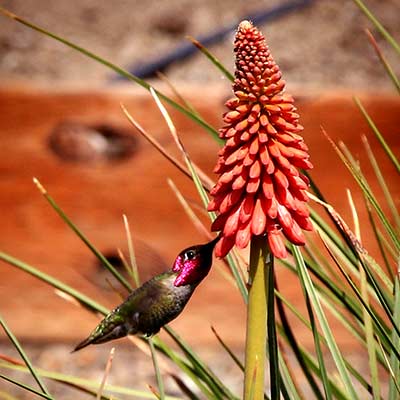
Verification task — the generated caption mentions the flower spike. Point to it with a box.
[209,20,313,258]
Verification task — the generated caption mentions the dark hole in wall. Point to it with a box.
[48,121,137,163]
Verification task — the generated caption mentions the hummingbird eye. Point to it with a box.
[184,249,197,261]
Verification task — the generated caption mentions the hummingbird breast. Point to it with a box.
[123,272,195,337]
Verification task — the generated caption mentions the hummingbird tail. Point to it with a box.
[72,319,129,352]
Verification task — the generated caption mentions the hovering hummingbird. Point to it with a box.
[73,237,218,352]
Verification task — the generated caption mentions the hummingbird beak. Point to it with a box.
[204,234,221,250]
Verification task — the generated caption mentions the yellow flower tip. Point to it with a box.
[238,20,254,31]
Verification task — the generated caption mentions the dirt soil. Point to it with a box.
[1,0,399,91]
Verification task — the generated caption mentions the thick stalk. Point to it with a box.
[244,236,271,399]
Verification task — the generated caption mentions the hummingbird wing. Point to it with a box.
[73,272,178,352]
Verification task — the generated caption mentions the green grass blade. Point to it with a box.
[327,133,400,252]
[149,88,248,303]
[349,192,381,400]
[266,260,280,400]
[277,354,303,400]
[148,339,165,400]
[292,245,359,400]
[275,288,324,400]
[0,374,52,400]
[0,251,109,315]
[210,326,244,372]
[164,327,238,400]
[276,325,349,400]
[366,204,395,281]
[0,251,222,398]
[320,235,400,360]
[389,277,400,400]
[0,361,180,399]
[0,315,52,398]
[33,178,133,292]
[296,273,332,400]
[187,36,234,82]
[362,135,400,231]
[352,0,400,56]
[354,97,400,174]
[0,7,219,141]
[151,340,216,399]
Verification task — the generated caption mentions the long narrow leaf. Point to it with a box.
[277,350,303,400]
[362,135,400,231]
[187,36,234,82]
[364,29,400,94]
[0,315,52,398]
[33,178,132,292]
[389,277,400,400]
[0,374,52,400]
[323,130,400,252]
[148,339,165,400]
[275,286,324,400]
[122,214,140,287]
[0,7,220,141]
[210,326,244,372]
[295,271,332,400]
[149,88,248,302]
[366,203,395,281]
[353,97,400,173]
[0,361,179,399]
[266,261,280,400]
[347,190,380,399]
[164,326,238,400]
[0,250,225,397]
[0,251,109,316]
[352,0,400,56]
[292,245,359,400]
[319,233,400,361]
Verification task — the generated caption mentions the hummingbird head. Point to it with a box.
[172,236,219,287]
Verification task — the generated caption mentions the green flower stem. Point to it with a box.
[244,236,271,399]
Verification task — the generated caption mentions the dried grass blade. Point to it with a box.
[148,339,165,400]
[122,214,140,287]
[156,71,201,117]
[120,103,213,192]
[365,29,400,93]
[97,348,115,400]
[33,178,132,292]
[352,0,400,55]
[149,88,247,302]
[187,36,234,82]
[347,189,380,399]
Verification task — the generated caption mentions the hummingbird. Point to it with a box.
[73,237,218,352]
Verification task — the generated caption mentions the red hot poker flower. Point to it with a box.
[208,20,313,258]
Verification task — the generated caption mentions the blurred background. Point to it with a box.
[1,0,399,89]
[0,0,399,398]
